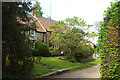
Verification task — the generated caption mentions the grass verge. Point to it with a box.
[30,57,100,77]
[40,57,81,69]
[4,56,99,78]
[39,57,100,69]
[29,63,53,77]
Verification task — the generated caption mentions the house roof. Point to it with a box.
[30,15,46,33]
[36,16,57,32]
[17,14,46,33]
[17,12,58,33]
[30,5,57,32]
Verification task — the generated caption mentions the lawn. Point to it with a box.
[38,57,99,69]
[4,56,99,78]
[4,56,53,77]
[30,57,99,77]
[29,63,53,77]
[40,57,81,69]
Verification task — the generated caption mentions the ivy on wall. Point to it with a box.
[98,1,120,79]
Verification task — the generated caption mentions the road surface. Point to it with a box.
[48,64,100,78]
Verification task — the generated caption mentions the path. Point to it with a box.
[47,64,100,78]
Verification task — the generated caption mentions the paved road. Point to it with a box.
[48,64,100,78]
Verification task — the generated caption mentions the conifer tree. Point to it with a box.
[2,2,35,77]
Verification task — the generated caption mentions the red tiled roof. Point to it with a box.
[17,13,58,33]
[31,5,56,32]
[30,15,46,33]
[17,14,46,33]
[36,16,57,32]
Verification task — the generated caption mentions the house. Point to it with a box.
[36,16,56,45]
[17,11,56,49]
[27,14,46,48]
[16,14,45,48]
[28,7,56,48]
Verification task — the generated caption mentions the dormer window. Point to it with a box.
[30,29,35,36]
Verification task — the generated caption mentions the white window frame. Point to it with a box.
[30,29,35,36]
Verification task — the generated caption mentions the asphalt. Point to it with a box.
[47,64,100,78]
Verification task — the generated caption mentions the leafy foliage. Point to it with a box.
[2,2,35,77]
[74,44,94,61]
[34,0,43,16]
[35,41,51,57]
[98,1,120,79]
[64,56,77,63]
[49,17,95,61]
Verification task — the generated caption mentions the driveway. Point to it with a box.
[48,64,100,78]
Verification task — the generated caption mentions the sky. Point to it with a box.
[32,0,115,44]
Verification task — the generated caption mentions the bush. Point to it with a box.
[73,44,94,61]
[35,41,51,57]
[89,47,94,56]
[57,57,62,60]
[98,1,120,79]
[32,49,39,56]
[64,56,77,63]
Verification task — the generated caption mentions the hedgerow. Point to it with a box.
[98,1,120,79]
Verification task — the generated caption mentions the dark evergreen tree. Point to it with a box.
[2,2,35,78]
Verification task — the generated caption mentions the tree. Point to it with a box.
[49,17,95,61]
[2,2,35,77]
[49,21,69,54]
[34,0,43,16]
[65,16,87,29]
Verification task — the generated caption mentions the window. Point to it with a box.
[30,29,35,36]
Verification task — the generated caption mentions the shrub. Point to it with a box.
[57,57,62,60]
[32,49,39,56]
[35,41,51,57]
[89,47,94,56]
[98,1,120,79]
[64,56,77,63]
[73,44,94,61]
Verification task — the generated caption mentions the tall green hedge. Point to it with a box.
[98,1,120,79]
